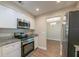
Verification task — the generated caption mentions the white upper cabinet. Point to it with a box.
[17,12,35,29]
[0,5,17,28]
[29,17,35,29]
[0,47,2,57]
[0,5,35,29]
[16,12,29,22]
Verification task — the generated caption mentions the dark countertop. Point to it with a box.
[0,38,21,47]
[21,34,38,39]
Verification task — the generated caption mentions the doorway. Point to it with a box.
[46,16,63,56]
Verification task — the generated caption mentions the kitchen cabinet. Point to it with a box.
[17,12,35,29]
[2,41,21,57]
[3,51,20,57]
[0,5,17,28]
[0,4,35,29]
[30,18,35,29]
[2,49,21,57]
[34,36,38,49]
[16,12,35,29]
[0,47,2,57]
[16,12,29,21]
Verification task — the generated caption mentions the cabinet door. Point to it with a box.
[0,47,2,57]
[2,42,21,57]
[30,18,35,29]
[2,49,21,57]
[0,5,17,28]
[34,37,38,49]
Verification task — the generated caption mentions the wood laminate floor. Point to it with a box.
[27,40,61,57]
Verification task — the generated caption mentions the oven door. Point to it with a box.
[21,41,34,57]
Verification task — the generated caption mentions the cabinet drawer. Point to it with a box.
[2,42,21,54]
[2,49,21,57]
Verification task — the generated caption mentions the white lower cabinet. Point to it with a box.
[2,49,21,57]
[34,36,38,49]
[0,47,2,57]
[1,41,21,57]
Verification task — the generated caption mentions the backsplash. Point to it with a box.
[0,33,13,37]
[0,28,29,39]
[0,28,29,33]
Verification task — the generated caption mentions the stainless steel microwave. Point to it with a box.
[17,18,30,29]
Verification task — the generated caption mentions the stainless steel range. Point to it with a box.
[14,32,34,57]
[21,38,34,57]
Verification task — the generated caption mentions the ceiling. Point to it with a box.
[15,1,77,16]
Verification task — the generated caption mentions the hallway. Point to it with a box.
[28,40,61,57]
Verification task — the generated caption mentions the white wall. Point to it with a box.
[35,16,47,50]
[35,5,78,50]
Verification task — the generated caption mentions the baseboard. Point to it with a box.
[38,46,47,50]
[47,38,61,41]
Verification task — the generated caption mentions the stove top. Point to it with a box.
[21,38,34,45]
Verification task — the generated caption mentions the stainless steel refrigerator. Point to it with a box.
[63,11,79,57]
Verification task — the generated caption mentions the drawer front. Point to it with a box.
[2,42,21,54]
[2,49,21,57]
